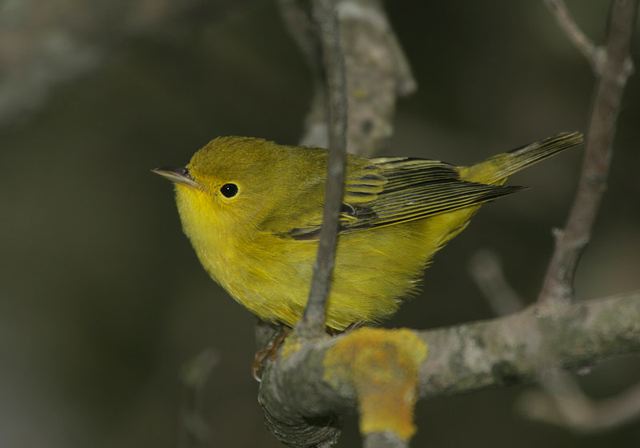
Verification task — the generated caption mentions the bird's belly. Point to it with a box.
[196,210,478,331]
[208,224,435,330]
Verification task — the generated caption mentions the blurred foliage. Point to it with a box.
[0,1,639,447]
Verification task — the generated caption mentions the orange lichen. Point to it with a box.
[323,328,428,440]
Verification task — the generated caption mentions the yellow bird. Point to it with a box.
[154,132,582,331]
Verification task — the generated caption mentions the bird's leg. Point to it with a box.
[252,324,291,382]
[253,322,366,380]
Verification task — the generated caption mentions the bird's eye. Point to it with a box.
[220,183,239,198]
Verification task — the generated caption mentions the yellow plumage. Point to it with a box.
[155,132,582,331]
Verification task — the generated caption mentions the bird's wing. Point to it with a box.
[272,157,522,240]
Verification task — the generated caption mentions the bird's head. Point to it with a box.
[153,136,324,242]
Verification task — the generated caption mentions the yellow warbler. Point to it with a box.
[154,132,582,331]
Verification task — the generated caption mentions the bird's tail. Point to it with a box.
[462,131,584,185]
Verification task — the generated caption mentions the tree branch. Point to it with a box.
[519,379,640,432]
[470,249,640,431]
[261,2,640,446]
[469,250,523,315]
[543,0,604,71]
[258,291,640,447]
[297,0,348,338]
[538,0,639,304]
[364,432,408,448]
[266,2,417,444]
[471,2,640,432]
[279,0,416,154]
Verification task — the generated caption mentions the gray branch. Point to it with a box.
[279,0,416,154]
[297,0,348,338]
[538,0,639,303]
[258,291,640,447]
[543,0,603,71]
[261,1,640,446]
[520,379,640,432]
[364,432,408,448]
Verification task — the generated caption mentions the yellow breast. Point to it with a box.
[175,182,478,330]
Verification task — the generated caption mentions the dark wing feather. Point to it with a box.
[287,157,522,240]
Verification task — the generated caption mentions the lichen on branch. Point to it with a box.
[259,291,640,447]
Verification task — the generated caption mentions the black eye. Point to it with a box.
[220,183,238,198]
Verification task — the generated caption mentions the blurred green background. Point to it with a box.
[1,1,639,447]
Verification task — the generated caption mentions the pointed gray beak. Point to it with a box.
[151,166,199,188]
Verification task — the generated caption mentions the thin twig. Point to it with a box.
[520,376,640,433]
[543,0,603,71]
[538,0,638,304]
[297,0,348,338]
[469,250,524,315]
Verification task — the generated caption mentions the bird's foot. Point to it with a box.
[252,325,290,382]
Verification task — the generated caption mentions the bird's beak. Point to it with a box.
[151,167,199,188]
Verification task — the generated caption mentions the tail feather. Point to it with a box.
[465,132,583,185]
